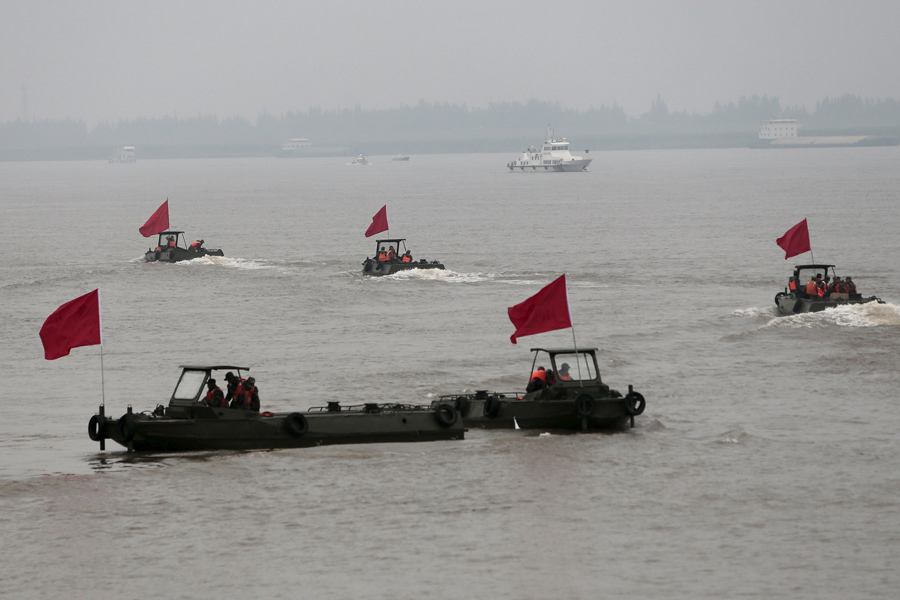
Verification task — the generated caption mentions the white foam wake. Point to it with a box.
[385,269,496,283]
[732,306,779,318]
[763,301,900,329]
[173,256,274,270]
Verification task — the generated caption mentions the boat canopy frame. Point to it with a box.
[528,347,602,385]
[169,365,250,406]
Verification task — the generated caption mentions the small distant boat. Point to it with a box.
[392,154,410,161]
[507,129,591,172]
[109,146,136,163]
[351,154,369,165]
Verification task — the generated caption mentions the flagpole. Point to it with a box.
[808,218,815,264]
[98,289,105,407]
[562,276,583,386]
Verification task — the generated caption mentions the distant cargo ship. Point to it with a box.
[753,119,898,148]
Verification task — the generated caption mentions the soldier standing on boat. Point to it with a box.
[224,372,243,406]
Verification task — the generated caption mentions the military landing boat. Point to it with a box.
[144,230,224,262]
[361,238,445,276]
[88,365,463,452]
[775,264,884,315]
[433,347,645,431]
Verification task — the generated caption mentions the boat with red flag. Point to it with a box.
[432,346,645,431]
[361,238,445,275]
[88,365,464,452]
[361,205,445,275]
[139,200,224,262]
[775,264,884,315]
[432,275,646,431]
[774,220,884,314]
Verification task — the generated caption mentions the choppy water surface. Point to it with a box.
[2,149,899,599]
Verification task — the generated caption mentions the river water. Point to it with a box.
[1,149,899,599]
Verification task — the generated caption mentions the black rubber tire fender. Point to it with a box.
[574,393,595,417]
[284,412,308,437]
[153,250,161,260]
[483,395,501,418]
[453,396,469,416]
[774,291,786,305]
[434,403,458,428]
[624,391,646,416]
[88,414,107,441]
[117,414,137,443]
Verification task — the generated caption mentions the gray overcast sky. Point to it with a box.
[2,0,899,124]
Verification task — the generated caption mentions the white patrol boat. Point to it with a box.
[507,129,592,172]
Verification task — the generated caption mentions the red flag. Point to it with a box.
[776,219,811,259]
[139,200,170,237]
[365,205,389,237]
[40,289,102,360]
[508,275,572,344]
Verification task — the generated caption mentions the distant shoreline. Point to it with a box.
[4,129,900,162]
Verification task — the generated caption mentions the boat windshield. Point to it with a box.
[552,353,597,382]
[173,370,207,401]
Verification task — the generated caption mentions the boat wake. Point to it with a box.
[383,269,495,283]
[173,256,276,270]
[763,301,900,329]
[731,306,780,319]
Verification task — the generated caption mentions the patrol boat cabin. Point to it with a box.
[361,238,445,276]
[775,263,884,315]
[434,347,646,431]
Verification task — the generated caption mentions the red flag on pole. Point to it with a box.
[508,275,573,344]
[365,205,389,237]
[40,289,102,360]
[139,200,170,237]
[776,219,811,259]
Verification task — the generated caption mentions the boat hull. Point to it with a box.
[434,392,641,431]
[361,258,445,276]
[507,158,592,172]
[145,248,225,262]
[94,404,463,452]
[775,292,884,315]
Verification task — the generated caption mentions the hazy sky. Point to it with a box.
[2,0,899,124]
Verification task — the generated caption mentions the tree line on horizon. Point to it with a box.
[2,94,899,151]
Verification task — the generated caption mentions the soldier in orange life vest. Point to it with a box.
[815,274,826,297]
[166,235,176,248]
[805,276,819,297]
[189,239,204,251]
[203,379,226,408]
[558,363,573,381]
[236,377,260,412]
[377,247,388,261]
[845,276,857,296]
[387,246,396,261]
[401,250,412,263]
[526,367,547,393]
[788,277,798,293]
